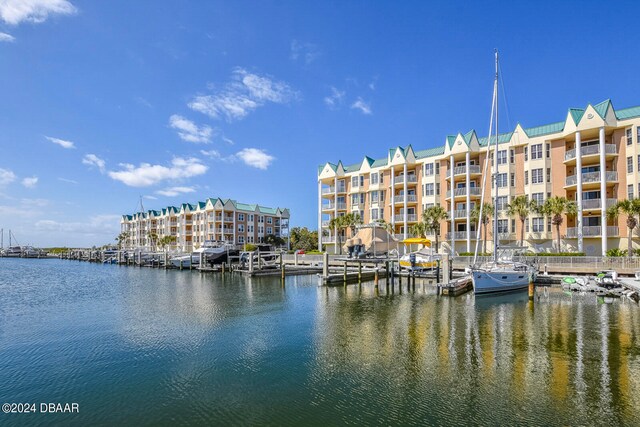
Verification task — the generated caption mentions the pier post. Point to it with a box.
[528,275,534,301]
[385,261,389,286]
[343,261,347,284]
[374,268,379,287]
[189,254,193,271]
[443,255,450,285]
[222,262,226,274]
[358,263,362,282]
[249,254,254,274]
[199,252,204,273]
[164,252,168,270]
[323,252,329,278]
[280,255,285,280]
[180,259,183,271]
[294,251,298,266]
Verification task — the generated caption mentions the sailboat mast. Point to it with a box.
[493,50,499,264]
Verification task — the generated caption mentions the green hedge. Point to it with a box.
[522,252,585,257]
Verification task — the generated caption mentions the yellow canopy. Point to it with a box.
[402,237,431,246]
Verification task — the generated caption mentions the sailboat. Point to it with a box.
[470,51,537,294]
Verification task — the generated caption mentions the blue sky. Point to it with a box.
[1,0,639,247]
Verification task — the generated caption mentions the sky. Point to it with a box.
[1,0,640,247]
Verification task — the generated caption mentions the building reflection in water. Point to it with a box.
[311,283,640,425]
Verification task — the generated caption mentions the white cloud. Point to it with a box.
[188,68,296,121]
[351,97,372,115]
[46,135,75,149]
[290,40,320,64]
[58,177,78,184]
[222,136,234,145]
[21,176,38,188]
[324,86,345,109]
[0,32,15,42]
[200,149,221,159]
[143,195,157,200]
[168,114,213,143]
[156,186,196,197]
[236,148,274,170]
[0,168,16,186]
[35,214,120,236]
[0,0,77,25]
[108,157,208,187]
[82,154,106,173]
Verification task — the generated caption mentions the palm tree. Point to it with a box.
[422,205,448,253]
[115,232,128,250]
[328,215,345,255]
[342,212,363,237]
[409,222,427,238]
[471,203,494,254]
[537,196,577,253]
[376,218,394,254]
[607,199,640,257]
[147,231,158,251]
[158,235,177,252]
[506,195,537,247]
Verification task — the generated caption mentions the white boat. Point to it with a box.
[170,241,233,267]
[4,246,22,257]
[399,238,440,270]
[469,51,537,295]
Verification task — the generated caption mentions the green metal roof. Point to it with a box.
[446,135,456,149]
[569,108,585,125]
[478,131,513,146]
[616,105,640,120]
[462,130,475,144]
[523,121,564,138]
[415,146,445,159]
[593,99,612,119]
[370,158,388,167]
[258,206,278,214]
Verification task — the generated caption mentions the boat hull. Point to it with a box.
[472,269,534,294]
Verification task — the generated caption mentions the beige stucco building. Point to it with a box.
[318,100,640,256]
[121,198,290,252]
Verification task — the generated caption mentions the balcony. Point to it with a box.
[321,220,330,227]
[450,165,481,177]
[581,198,617,210]
[445,231,473,240]
[394,174,418,186]
[446,187,482,199]
[564,143,617,163]
[394,214,418,222]
[497,232,516,241]
[321,236,335,243]
[528,232,551,240]
[321,186,335,195]
[394,194,418,204]
[565,171,618,187]
[453,209,468,219]
[566,226,619,238]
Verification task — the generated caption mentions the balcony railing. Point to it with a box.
[452,165,481,176]
[528,232,551,240]
[581,198,618,210]
[322,186,334,194]
[564,143,617,161]
[321,220,330,227]
[454,209,468,219]
[322,203,335,210]
[321,236,335,243]
[498,232,516,241]
[566,226,619,238]
[395,174,418,184]
[394,194,418,203]
[394,214,418,222]
[445,231,472,240]
[446,187,482,198]
[565,171,618,186]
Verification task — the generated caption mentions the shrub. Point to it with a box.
[522,252,585,256]
[605,248,627,257]
[243,244,257,252]
[459,252,491,256]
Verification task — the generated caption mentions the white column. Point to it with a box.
[233,210,236,245]
[334,176,338,244]
[221,207,225,242]
[465,151,471,252]
[390,170,395,234]
[318,180,322,251]
[450,154,455,255]
[403,163,408,240]
[599,127,607,255]
[576,132,583,253]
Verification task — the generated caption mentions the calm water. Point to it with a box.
[1,259,639,426]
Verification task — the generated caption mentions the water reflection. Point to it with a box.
[312,283,640,425]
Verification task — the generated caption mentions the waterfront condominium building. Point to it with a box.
[317,99,640,256]
[121,198,290,252]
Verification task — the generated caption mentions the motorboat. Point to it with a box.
[4,246,22,257]
[170,241,234,268]
[399,237,440,271]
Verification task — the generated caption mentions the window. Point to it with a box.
[546,168,551,183]
[248,214,254,222]
[435,162,440,175]
[510,173,515,187]
[627,128,633,145]
[258,226,264,234]
[637,126,640,144]
[424,183,434,196]
[496,196,508,211]
[371,191,379,204]
[628,157,634,173]
[525,219,529,232]
[546,143,550,158]
[510,149,515,164]
[497,150,507,165]
[267,217,272,224]
[629,185,634,200]
[525,171,529,185]
[531,144,543,160]
[490,152,494,167]
[496,173,508,188]
[532,168,543,184]
[511,219,516,233]
[497,219,509,233]
[424,163,434,176]
[371,209,379,220]
[352,194,360,205]
[238,236,245,244]
[371,172,379,185]
[248,225,254,233]
[547,220,551,232]
[532,193,544,206]
[360,176,364,187]
[532,217,544,232]
[237,213,244,221]
[259,215,264,223]
[379,190,385,203]
[238,224,245,232]
[436,183,440,195]
[524,146,528,161]
[351,176,359,187]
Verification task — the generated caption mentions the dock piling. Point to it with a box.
[322,252,329,278]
